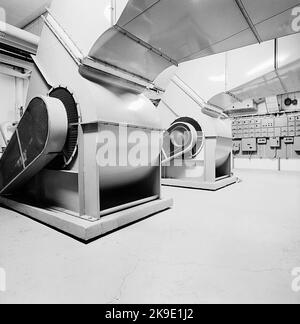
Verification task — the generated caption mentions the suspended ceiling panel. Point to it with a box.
[89,0,300,82]
[0,0,51,27]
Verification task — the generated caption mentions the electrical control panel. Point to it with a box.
[232,111,300,159]
[283,137,294,144]
[275,116,288,128]
[257,138,267,145]
[242,138,257,152]
[270,137,280,148]
[262,118,274,128]
[295,137,300,152]
[233,142,240,153]
[280,93,300,111]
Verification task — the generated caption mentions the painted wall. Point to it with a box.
[23,0,129,37]
[234,158,300,172]
[0,73,16,148]
[0,72,28,151]
[165,33,300,108]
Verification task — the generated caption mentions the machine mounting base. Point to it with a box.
[0,197,173,242]
[162,176,238,191]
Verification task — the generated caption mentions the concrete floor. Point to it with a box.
[0,169,300,304]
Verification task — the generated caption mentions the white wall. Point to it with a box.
[172,33,300,110]
[0,74,16,121]
[23,0,130,36]
[0,73,16,148]
[0,72,28,149]
[176,40,275,105]
[234,158,300,172]
[234,158,279,171]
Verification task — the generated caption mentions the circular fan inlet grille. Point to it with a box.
[49,87,79,169]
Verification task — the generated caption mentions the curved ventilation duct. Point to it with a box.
[0,96,68,194]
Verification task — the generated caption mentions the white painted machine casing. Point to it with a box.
[26,0,163,192]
